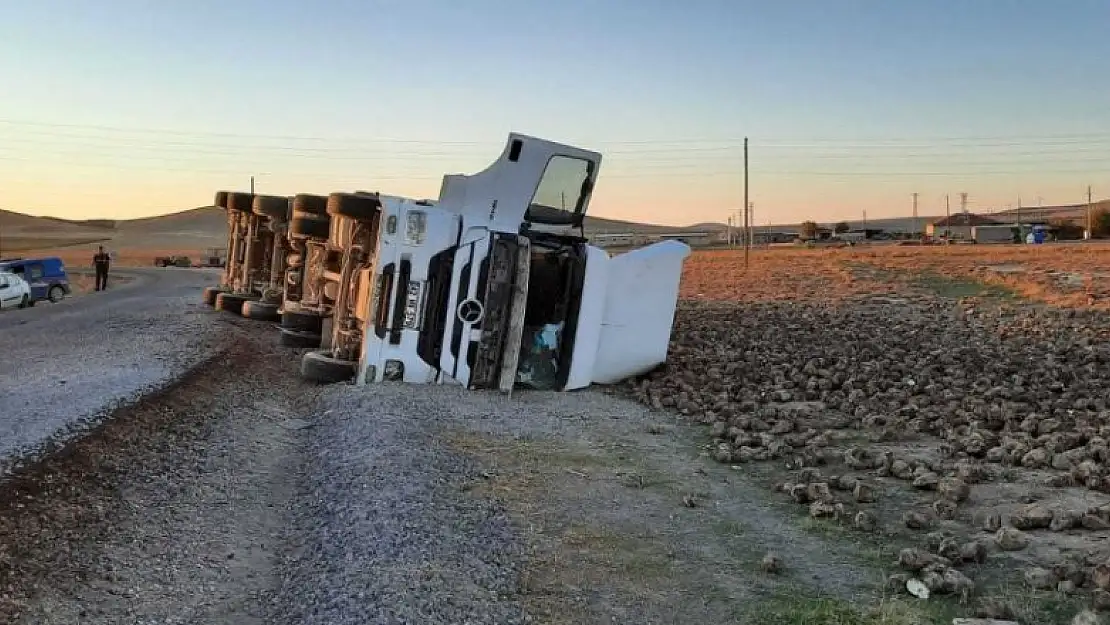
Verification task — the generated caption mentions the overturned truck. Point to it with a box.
[203,191,291,321]
[298,133,690,392]
[277,194,334,347]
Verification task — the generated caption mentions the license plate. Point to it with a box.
[402,281,422,328]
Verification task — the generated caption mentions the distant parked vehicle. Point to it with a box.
[154,255,193,268]
[0,271,32,310]
[201,248,226,267]
[0,256,70,303]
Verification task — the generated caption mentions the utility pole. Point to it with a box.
[743,137,749,269]
[1087,185,1093,240]
[250,176,255,195]
[912,192,919,239]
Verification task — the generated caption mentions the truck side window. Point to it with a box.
[28,265,43,280]
[526,156,595,224]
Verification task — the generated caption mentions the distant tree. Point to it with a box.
[1049,218,1084,241]
[833,221,850,234]
[1093,209,1110,238]
[800,220,819,239]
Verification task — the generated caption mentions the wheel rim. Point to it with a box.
[50,288,63,302]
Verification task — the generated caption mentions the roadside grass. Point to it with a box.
[0,236,111,252]
[909,271,1018,300]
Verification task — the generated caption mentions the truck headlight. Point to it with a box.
[405,210,427,246]
[402,280,423,328]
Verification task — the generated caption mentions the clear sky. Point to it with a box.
[1,0,1108,226]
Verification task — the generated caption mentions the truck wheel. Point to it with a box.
[281,310,324,333]
[253,194,290,221]
[18,295,29,309]
[202,286,224,306]
[227,191,254,213]
[242,299,280,322]
[215,292,249,314]
[280,328,322,349]
[292,194,329,216]
[289,214,330,239]
[326,192,382,221]
[48,286,65,303]
[300,349,356,384]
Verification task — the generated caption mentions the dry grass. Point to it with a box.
[683,243,1110,308]
[28,247,206,269]
[853,243,1110,308]
[680,248,900,303]
[0,236,111,254]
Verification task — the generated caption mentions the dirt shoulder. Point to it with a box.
[0,319,319,624]
[444,387,895,624]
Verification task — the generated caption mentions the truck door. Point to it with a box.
[564,240,691,388]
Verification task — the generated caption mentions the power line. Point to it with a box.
[5,117,1110,146]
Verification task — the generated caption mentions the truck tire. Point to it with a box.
[202,286,225,306]
[214,190,230,209]
[326,192,382,221]
[281,310,324,333]
[289,214,330,240]
[242,299,280,321]
[227,191,254,213]
[48,285,65,303]
[292,194,328,216]
[280,328,322,349]
[253,194,290,221]
[215,292,250,314]
[300,349,356,384]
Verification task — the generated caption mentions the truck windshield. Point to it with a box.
[525,155,595,225]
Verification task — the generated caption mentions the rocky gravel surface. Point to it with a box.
[623,295,1110,621]
[0,268,229,473]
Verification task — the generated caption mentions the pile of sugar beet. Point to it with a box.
[624,297,1110,615]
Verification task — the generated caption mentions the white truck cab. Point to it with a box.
[351,133,690,392]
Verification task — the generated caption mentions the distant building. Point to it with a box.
[837,228,886,241]
[926,213,1001,240]
[591,232,641,248]
[751,230,797,244]
[652,231,715,246]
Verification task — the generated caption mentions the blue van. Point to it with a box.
[0,256,71,303]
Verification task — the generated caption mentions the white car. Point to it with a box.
[0,271,32,310]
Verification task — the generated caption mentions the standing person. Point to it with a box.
[93,245,111,291]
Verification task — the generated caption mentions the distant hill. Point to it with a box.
[992,199,1110,223]
[582,215,725,234]
[0,204,720,252]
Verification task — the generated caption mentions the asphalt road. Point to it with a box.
[0,267,230,469]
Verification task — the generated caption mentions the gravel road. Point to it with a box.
[0,267,228,471]
[270,385,528,625]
